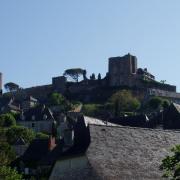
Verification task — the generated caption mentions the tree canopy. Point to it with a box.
[6,126,35,145]
[4,82,19,92]
[63,68,85,82]
[146,97,170,111]
[49,92,65,105]
[109,90,140,116]
[49,92,72,112]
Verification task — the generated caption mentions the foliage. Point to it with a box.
[109,90,140,116]
[160,145,180,179]
[90,73,95,80]
[49,93,65,105]
[148,97,163,110]
[49,92,73,112]
[0,142,16,166]
[0,166,22,180]
[147,97,170,110]
[36,132,49,139]
[63,68,85,82]
[162,99,170,109]
[82,104,102,117]
[0,113,16,127]
[6,126,35,145]
[98,73,101,80]
[4,82,19,92]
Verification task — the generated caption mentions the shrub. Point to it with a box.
[160,145,180,179]
[0,166,22,180]
[0,113,16,127]
[6,126,35,145]
[82,104,102,117]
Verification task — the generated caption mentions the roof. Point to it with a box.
[14,137,26,145]
[22,139,50,163]
[172,103,180,113]
[24,96,38,102]
[84,116,120,127]
[21,105,54,121]
[87,125,180,180]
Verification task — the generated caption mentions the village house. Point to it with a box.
[50,124,180,180]
[17,105,55,133]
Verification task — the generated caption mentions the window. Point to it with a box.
[32,115,35,121]
[32,123,35,128]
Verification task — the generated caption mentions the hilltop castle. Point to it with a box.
[1,53,180,103]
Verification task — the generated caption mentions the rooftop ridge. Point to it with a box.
[89,123,180,133]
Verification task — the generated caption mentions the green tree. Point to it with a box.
[82,104,102,117]
[0,113,16,127]
[49,92,72,112]
[4,82,19,92]
[98,73,101,80]
[147,97,170,111]
[63,68,85,82]
[162,99,170,109]
[0,142,16,166]
[49,93,65,105]
[148,97,163,110]
[90,73,95,80]
[0,166,22,180]
[160,145,180,179]
[6,126,35,145]
[109,90,140,116]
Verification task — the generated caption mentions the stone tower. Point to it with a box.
[0,72,2,94]
[108,53,137,87]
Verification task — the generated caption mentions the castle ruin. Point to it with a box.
[1,53,180,103]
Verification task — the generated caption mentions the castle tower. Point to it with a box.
[0,72,2,94]
[108,53,137,87]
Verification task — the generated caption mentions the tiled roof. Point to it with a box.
[21,105,54,121]
[87,125,180,180]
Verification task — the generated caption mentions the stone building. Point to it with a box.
[108,53,155,87]
[18,105,55,133]
[108,53,138,87]
[0,72,2,95]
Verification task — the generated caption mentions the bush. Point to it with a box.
[0,142,16,166]
[0,166,22,180]
[6,126,35,145]
[36,132,49,139]
[82,104,102,117]
[0,113,16,127]
[160,145,180,179]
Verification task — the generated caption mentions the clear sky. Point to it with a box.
[0,1,180,90]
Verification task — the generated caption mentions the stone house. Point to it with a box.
[17,105,55,133]
[12,137,28,157]
[50,124,180,179]
[21,96,38,111]
[163,103,180,129]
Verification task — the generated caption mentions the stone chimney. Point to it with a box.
[0,72,2,94]
[48,136,56,151]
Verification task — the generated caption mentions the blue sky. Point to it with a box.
[0,1,180,90]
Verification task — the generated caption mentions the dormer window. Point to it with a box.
[43,114,47,120]
[32,115,35,121]
[21,115,25,121]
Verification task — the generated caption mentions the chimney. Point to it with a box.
[0,72,2,94]
[48,136,56,151]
